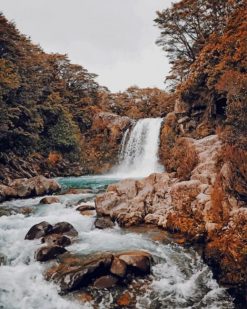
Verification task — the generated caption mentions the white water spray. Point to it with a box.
[111,118,164,178]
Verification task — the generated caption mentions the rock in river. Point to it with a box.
[94,217,115,229]
[39,196,60,204]
[35,246,67,262]
[41,234,71,247]
[93,275,118,289]
[46,250,153,292]
[25,221,53,240]
[51,222,78,237]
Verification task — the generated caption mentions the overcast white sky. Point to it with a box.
[1,0,173,92]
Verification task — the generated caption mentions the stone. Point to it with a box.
[0,184,17,202]
[64,188,93,195]
[95,191,120,216]
[0,206,32,217]
[107,179,137,199]
[116,212,144,227]
[75,292,93,303]
[118,251,152,274]
[110,257,127,278]
[10,176,61,198]
[93,275,118,289]
[95,217,114,229]
[117,291,132,307]
[35,246,67,262]
[41,234,71,247]
[47,252,113,292]
[51,222,78,237]
[0,176,61,202]
[0,253,7,266]
[25,221,53,240]
[39,196,60,204]
[76,204,95,212]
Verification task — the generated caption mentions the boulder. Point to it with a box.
[25,221,53,240]
[51,222,78,237]
[0,176,61,202]
[110,257,127,277]
[76,204,95,212]
[118,251,152,274]
[39,196,60,204]
[10,176,61,198]
[0,253,7,266]
[0,184,17,202]
[64,188,93,195]
[116,291,132,307]
[47,252,113,292]
[116,212,144,227]
[35,246,67,262]
[41,234,71,247]
[95,217,114,229]
[0,206,32,217]
[46,251,153,292]
[93,275,118,289]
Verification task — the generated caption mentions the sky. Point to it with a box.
[1,0,174,92]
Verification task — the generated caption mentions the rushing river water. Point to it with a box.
[0,176,234,309]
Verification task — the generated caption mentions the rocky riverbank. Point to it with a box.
[0,175,60,202]
[95,134,247,304]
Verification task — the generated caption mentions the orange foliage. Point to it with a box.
[47,152,62,166]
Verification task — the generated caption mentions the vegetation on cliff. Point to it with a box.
[0,13,174,181]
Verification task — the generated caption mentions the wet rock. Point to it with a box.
[117,291,132,307]
[35,246,67,262]
[95,173,171,227]
[39,196,60,204]
[51,222,78,237]
[41,234,71,247]
[0,206,32,217]
[25,221,53,240]
[118,251,152,274]
[0,176,60,202]
[47,252,113,292]
[95,217,114,229]
[0,253,7,266]
[93,275,118,289]
[64,188,93,195]
[116,212,144,227]
[110,257,127,277]
[0,184,17,202]
[74,291,93,303]
[46,251,153,292]
[10,176,61,198]
[76,204,95,212]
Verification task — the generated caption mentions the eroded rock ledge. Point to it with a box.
[0,175,61,202]
[95,135,247,291]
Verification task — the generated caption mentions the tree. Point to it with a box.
[155,0,242,88]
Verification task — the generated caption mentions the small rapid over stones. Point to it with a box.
[0,176,234,309]
[111,118,164,178]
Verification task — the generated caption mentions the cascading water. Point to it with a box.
[111,118,164,178]
[0,180,234,309]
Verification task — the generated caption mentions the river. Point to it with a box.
[0,176,234,309]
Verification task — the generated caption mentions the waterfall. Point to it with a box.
[111,118,164,178]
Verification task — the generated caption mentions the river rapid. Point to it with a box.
[0,176,234,309]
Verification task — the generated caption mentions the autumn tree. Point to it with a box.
[155,0,242,88]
